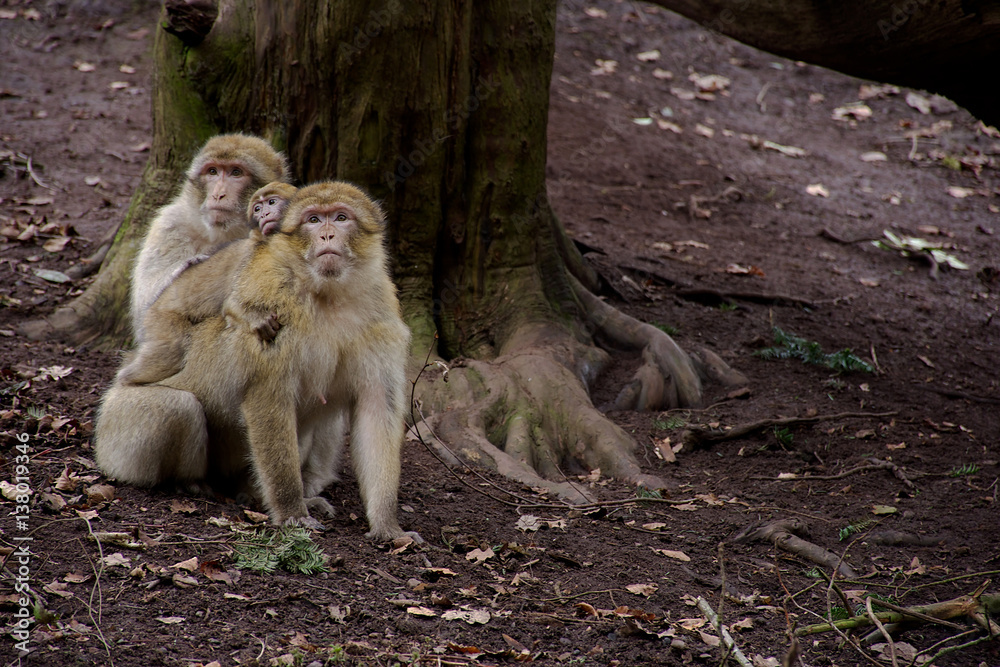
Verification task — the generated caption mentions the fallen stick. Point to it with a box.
[796,592,1000,637]
[696,596,753,667]
[681,411,897,449]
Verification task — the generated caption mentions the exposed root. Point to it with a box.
[418,322,671,503]
[570,275,747,410]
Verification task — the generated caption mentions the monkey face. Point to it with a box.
[252,195,288,236]
[199,160,254,226]
[300,204,360,277]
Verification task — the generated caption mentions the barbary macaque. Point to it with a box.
[96,182,419,542]
[248,181,298,237]
[130,133,290,341]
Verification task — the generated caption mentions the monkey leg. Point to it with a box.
[299,412,347,498]
[95,384,208,485]
[240,388,312,527]
[351,388,422,543]
[116,338,188,385]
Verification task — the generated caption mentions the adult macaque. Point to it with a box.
[248,181,298,237]
[96,182,418,542]
[130,133,289,341]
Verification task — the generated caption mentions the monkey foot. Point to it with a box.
[282,514,325,531]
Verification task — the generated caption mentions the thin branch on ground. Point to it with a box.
[696,596,753,667]
[866,596,899,667]
[681,411,897,448]
[795,589,1000,637]
[76,516,115,667]
[753,457,916,491]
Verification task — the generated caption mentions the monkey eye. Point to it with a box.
[254,204,262,213]
[231,167,243,177]
[207,167,219,176]
[268,198,278,205]
[335,213,348,221]
[308,215,320,223]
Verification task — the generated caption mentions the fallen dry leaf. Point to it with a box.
[155,616,185,625]
[171,556,199,572]
[806,183,829,197]
[590,59,617,76]
[626,583,657,597]
[652,68,673,80]
[832,103,872,121]
[466,547,495,563]
[73,61,96,72]
[653,549,691,562]
[406,606,439,617]
[636,49,660,62]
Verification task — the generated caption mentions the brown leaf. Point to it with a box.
[42,236,71,253]
[55,466,79,492]
[43,581,73,598]
[85,483,115,502]
[169,499,198,514]
[171,573,199,588]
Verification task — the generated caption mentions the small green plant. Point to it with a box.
[718,302,739,312]
[773,427,794,448]
[636,486,662,500]
[652,415,685,430]
[25,404,47,419]
[755,327,873,373]
[326,646,347,664]
[838,517,877,541]
[828,606,850,621]
[653,322,680,336]
[949,463,979,477]
[232,526,328,574]
[856,592,894,616]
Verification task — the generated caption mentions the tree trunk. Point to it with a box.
[27,0,745,498]
[646,0,1000,125]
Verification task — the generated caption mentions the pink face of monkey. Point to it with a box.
[251,193,290,236]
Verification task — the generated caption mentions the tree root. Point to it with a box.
[417,322,679,502]
[733,518,858,578]
[413,276,752,500]
[569,275,747,410]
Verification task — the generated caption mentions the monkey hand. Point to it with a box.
[282,514,325,532]
[304,496,336,518]
[252,312,282,342]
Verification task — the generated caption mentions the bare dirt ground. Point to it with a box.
[2,1,1000,666]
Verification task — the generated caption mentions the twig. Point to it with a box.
[675,287,816,309]
[77,517,115,666]
[696,597,753,667]
[18,152,56,191]
[682,411,897,448]
[866,596,898,667]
